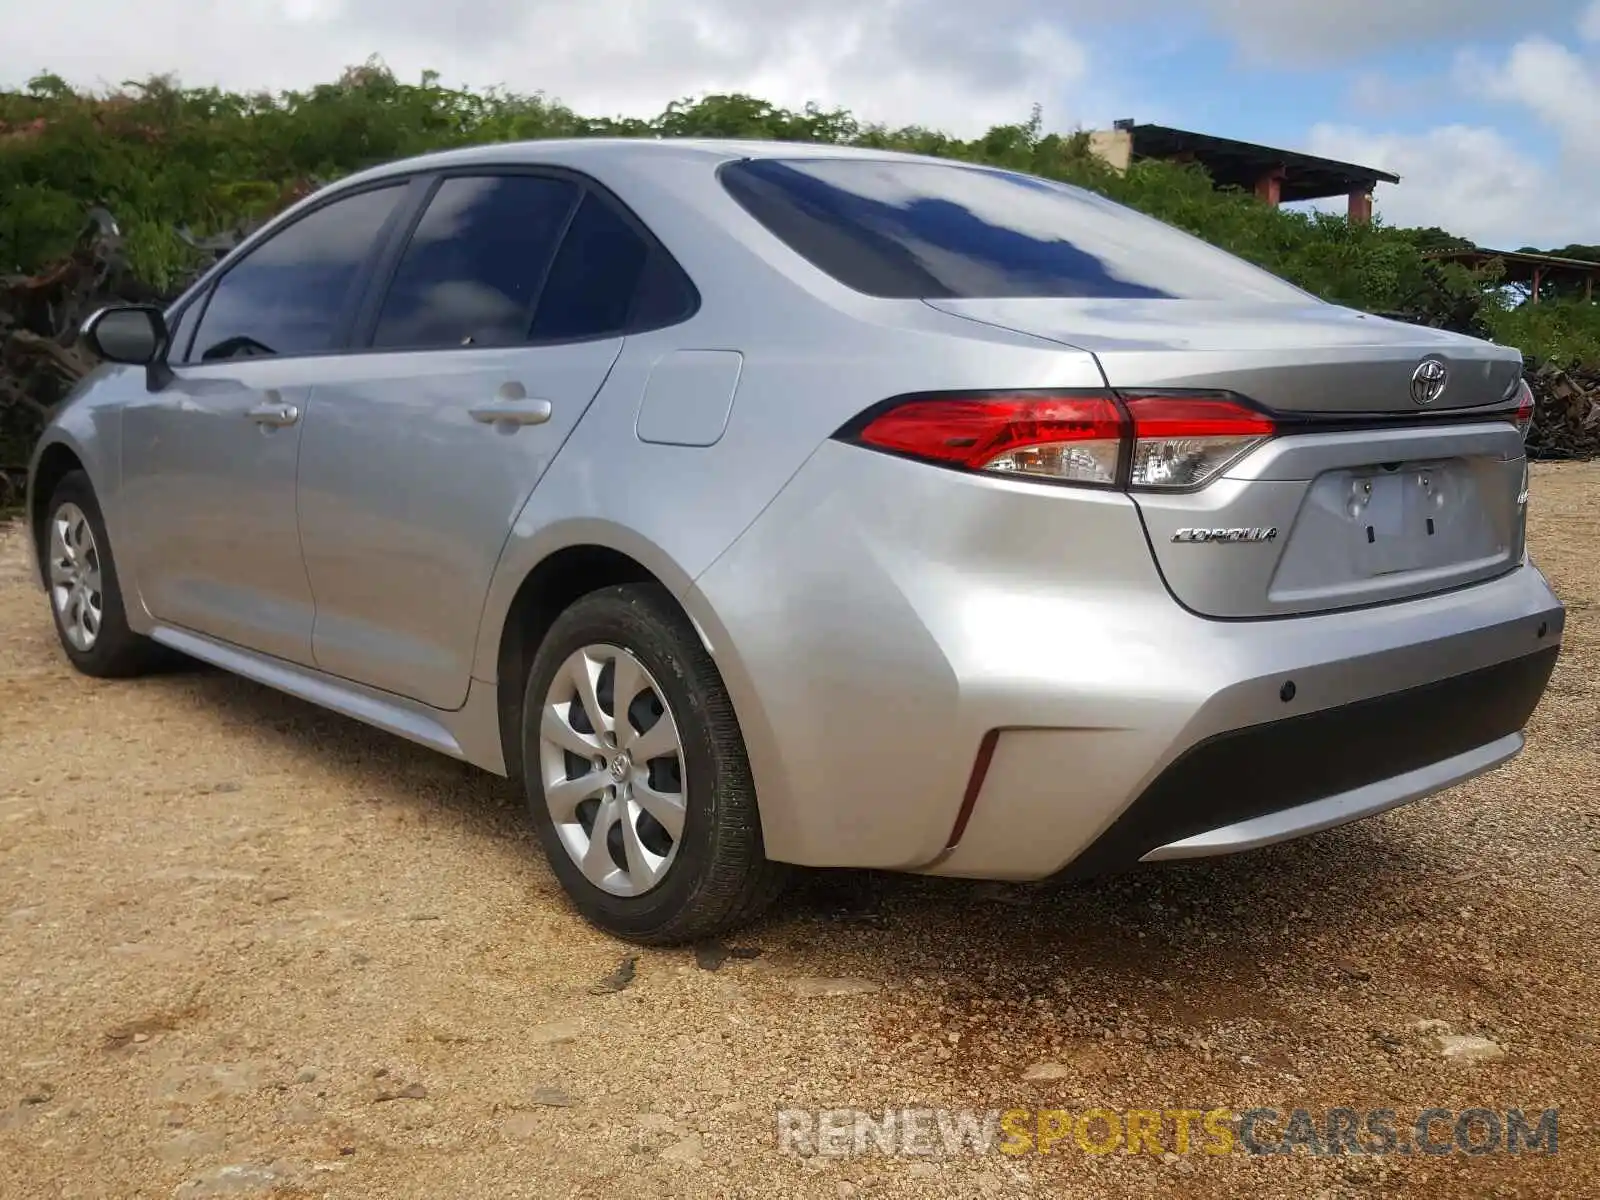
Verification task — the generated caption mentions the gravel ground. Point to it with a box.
[1,463,1596,1200]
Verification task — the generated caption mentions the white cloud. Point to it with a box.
[1477,36,1600,155]
[3,0,1565,131]
[1304,19,1600,248]
[1304,124,1578,247]
[1201,0,1571,62]
[0,0,1090,137]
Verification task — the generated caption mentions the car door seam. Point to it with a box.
[462,336,630,697]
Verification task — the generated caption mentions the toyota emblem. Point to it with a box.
[1410,358,1448,406]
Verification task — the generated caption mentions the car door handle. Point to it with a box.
[245,402,299,427]
[468,400,553,427]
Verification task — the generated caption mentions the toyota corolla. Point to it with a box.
[28,139,1563,943]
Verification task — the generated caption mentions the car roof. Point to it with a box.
[338,136,982,188]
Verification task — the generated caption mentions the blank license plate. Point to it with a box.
[1355,471,1436,576]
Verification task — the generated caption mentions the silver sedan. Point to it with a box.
[28,139,1563,942]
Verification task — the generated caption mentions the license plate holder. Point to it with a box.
[1363,472,1405,538]
[1353,469,1438,577]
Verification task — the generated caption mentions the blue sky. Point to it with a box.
[1088,22,1565,155]
[1087,26,1513,144]
[3,0,1596,248]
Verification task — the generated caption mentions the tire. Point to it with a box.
[521,583,789,944]
[41,471,165,678]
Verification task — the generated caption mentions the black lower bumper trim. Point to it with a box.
[1061,645,1559,879]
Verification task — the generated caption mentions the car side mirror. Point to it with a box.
[81,305,168,366]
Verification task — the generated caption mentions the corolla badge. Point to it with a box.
[1411,358,1449,407]
[1171,527,1279,544]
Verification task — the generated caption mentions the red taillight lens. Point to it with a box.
[845,389,1275,491]
[1123,393,1276,489]
[855,392,1125,486]
[1513,378,1535,442]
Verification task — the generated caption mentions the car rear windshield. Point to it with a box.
[719,157,1312,302]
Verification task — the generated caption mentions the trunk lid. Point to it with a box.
[928,297,1529,618]
[925,297,1524,413]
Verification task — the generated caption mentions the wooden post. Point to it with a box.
[1347,189,1373,224]
[1532,267,1542,306]
[1254,167,1285,206]
[1587,272,1594,304]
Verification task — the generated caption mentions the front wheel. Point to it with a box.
[42,471,165,678]
[521,583,788,944]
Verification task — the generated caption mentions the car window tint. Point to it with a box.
[720,158,1312,302]
[529,193,651,341]
[628,245,699,330]
[190,184,404,362]
[372,175,579,350]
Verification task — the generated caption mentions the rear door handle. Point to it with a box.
[245,402,299,427]
[469,400,553,427]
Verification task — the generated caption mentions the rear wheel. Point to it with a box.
[43,471,164,678]
[521,583,788,944]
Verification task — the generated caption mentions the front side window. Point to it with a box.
[189,184,405,362]
[720,157,1313,302]
[372,175,579,350]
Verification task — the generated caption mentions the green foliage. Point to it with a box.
[2,59,1596,367]
[1487,301,1600,369]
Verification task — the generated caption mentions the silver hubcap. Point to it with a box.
[47,503,104,652]
[538,644,687,897]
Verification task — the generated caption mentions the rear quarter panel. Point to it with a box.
[469,301,1106,679]
[469,306,1107,862]
[468,150,1109,684]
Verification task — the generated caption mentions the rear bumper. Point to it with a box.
[1139,734,1522,862]
[689,441,1565,879]
[1064,646,1556,876]
[927,570,1561,881]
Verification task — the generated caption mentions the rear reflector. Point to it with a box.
[946,729,1000,850]
[845,389,1276,491]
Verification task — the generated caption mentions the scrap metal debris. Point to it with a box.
[1526,359,1600,460]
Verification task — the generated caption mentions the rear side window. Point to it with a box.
[719,158,1311,302]
[189,183,405,362]
[373,175,580,349]
[530,193,695,341]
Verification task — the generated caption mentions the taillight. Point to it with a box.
[1123,394,1276,489]
[1513,378,1535,443]
[853,392,1123,486]
[844,389,1274,491]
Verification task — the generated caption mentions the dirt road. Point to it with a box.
[1,464,1596,1199]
